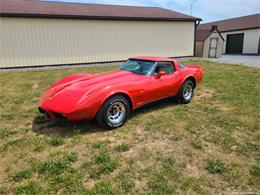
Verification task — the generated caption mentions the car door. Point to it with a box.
[146,62,179,102]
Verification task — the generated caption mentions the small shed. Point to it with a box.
[195,25,224,58]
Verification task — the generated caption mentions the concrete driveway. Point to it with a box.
[207,55,260,68]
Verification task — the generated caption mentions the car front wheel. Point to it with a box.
[96,95,130,129]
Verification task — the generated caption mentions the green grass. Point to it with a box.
[206,159,227,174]
[15,181,41,195]
[30,152,83,193]
[250,164,260,185]
[11,169,32,182]
[191,139,204,150]
[0,127,16,138]
[48,137,64,147]
[115,143,130,152]
[0,60,259,193]
[91,140,111,149]
[91,151,119,178]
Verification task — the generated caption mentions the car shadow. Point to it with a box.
[32,97,178,137]
[130,97,179,118]
[32,116,104,137]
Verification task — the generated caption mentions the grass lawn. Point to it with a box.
[0,60,259,194]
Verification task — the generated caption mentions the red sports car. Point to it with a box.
[39,57,203,128]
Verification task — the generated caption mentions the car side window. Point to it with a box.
[154,62,174,75]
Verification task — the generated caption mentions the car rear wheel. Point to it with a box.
[96,95,130,129]
[176,80,194,104]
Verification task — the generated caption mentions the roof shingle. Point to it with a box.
[198,14,260,32]
[196,29,213,41]
[196,28,224,41]
[0,0,201,21]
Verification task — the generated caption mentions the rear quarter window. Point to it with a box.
[179,63,187,68]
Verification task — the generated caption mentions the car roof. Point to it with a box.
[131,56,178,62]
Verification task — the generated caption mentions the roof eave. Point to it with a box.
[219,26,260,33]
[0,13,202,21]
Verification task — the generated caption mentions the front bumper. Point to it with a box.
[38,107,93,121]
[38,107,67,120]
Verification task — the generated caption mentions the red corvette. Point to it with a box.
[39,57,203,128]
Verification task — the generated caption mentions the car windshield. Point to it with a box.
[120,59,155,75]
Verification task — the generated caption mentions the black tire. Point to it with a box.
[176,80,195,104]
[96,95,130,129]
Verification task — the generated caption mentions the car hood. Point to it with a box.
[40,70,146,113]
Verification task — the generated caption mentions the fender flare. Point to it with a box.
[100,90,134,111]
[181,75,197,88]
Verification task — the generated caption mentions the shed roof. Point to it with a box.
[196,28,224,41]
[198,14,260,32]
[0,0,201,21]
[196,29,212,41]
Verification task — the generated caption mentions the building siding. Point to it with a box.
[221,28,260,54]
[0,17,195,68]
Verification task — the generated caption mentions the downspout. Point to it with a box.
[195,21,201,27]
[193,20,201,57]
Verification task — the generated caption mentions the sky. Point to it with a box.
[45,0,260,23]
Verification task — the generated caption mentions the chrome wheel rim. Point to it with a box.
[183,84,193,101]
[107,102,126,125]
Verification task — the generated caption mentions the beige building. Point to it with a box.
[195,26,224,58]
[0,0,201,68]
[198,14,260,56]
[221,28,260,55]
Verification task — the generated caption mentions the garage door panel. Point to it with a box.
[226,33,244,54]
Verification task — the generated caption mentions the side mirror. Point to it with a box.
[154,70,166,79]
[159,70,166,76]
